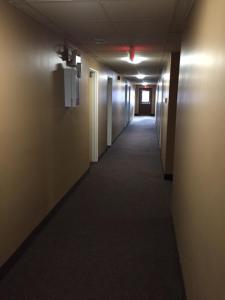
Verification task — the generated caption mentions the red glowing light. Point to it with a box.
[129,46,135,61]
[109,44,153,53]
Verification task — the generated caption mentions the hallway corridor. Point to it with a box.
[0,117,184,300]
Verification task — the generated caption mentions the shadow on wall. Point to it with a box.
[52,64,65,109]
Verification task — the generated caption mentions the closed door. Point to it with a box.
[139,88,151,115]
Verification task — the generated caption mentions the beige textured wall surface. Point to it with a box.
[0,1,90,266]
[112,78,126,141]
[0,1,128,266]
[172,0,225,299]
[129,85,135,121]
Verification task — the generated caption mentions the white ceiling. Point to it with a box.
[10,0,194,84]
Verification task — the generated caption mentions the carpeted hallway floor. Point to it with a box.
[0,117,185,300]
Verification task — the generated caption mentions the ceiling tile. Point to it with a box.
[29,1,107,23]
[11,0,192,83]
[170,0,194,32]
[59,21,117,42]
[113,21,168,42]
[101,0,176,22]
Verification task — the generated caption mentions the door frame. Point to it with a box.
[89,68,98,162]
[107,77,112,146]
[139,87,152,115]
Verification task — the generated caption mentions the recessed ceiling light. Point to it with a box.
[136,74,146,80]
[121,56,148,64]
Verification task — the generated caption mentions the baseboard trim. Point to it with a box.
[98,147,108,160]
[170,218,187,300]
[0,167,90,280]
[0,125,129,279]
[134,114,155,116]
[112,123,129,144]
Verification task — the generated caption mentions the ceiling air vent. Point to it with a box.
[94,38,106,45]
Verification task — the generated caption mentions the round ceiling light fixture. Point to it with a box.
[121,46,148,64]
[136,74,146,80]
[121,56,148,64]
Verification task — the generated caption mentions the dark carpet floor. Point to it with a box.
[0,117,185,300]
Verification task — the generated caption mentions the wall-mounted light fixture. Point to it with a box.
[57,44,82,78]
[56,44,82,108]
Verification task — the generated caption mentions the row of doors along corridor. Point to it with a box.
[89,71,132,164]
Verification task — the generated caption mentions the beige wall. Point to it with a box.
[156,53,180,175]
[129,85,135,121]
[0,1,129,266]
[112,77,126,141]
[172,0,225,299]
[111,81,135,141]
